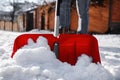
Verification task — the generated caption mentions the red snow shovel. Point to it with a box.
[11,0,101,65]
[11,34,101,65]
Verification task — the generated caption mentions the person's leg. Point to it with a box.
[77,0,90,34]
[59,0,72,29]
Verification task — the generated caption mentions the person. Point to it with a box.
[59,0,90,34]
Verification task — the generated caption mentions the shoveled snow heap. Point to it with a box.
[0,36,113,80]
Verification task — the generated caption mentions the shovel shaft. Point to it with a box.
[54,0,61,37]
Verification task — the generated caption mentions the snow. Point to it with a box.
[0,30,120,80]
[94,35,120,80]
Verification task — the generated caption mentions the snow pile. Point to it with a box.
[95,35,120,80]
[13,36,56,66]
[0,35,114,80]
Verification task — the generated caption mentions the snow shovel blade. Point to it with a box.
[11,34,101,65]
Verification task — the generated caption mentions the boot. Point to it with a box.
[59,27,69,34]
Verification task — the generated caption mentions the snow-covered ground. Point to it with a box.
[0,30,120,80]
